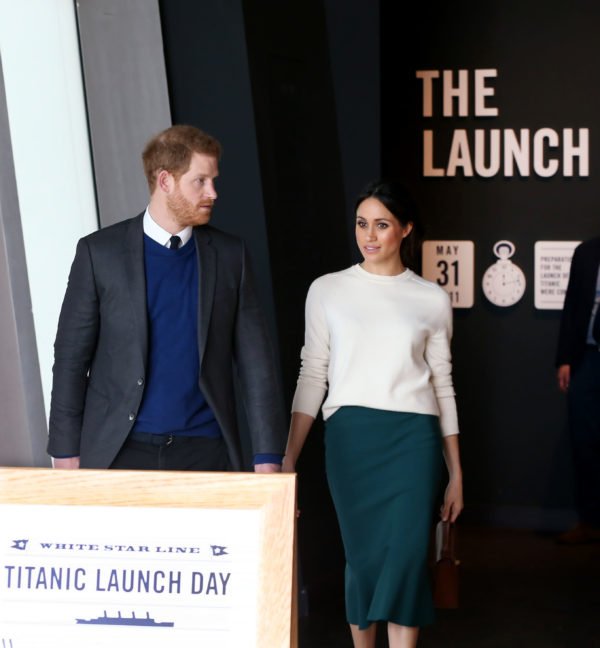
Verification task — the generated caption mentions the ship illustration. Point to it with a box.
[75,610,174,627]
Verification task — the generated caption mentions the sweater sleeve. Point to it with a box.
[425,292,460,437]
[291,280,330,417]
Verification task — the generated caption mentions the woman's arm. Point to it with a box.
[440,433,463,522]
[426,292,463,521]
[282,412,316,473]
[283,280,330,472]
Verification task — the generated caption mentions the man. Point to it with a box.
[47,124,286,473]
[555,236,600,543]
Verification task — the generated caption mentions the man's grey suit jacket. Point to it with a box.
[47,214,287,469]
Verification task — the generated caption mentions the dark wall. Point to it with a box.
[159,0,278,346]
[323,0,381,250]
[382,0,599,529]
[243,0,349,399]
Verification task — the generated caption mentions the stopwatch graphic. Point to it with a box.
[482,240,526,306]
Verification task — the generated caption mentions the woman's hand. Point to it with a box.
[281,455,296,473]
[441,477,463,523]
[440,434,463,523]
[282,412,315,474]
[281,455,302,518]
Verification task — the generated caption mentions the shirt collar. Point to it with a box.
[143,208,193,247]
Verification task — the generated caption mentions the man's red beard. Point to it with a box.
[167,188,214,227]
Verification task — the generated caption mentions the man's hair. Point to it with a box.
[142,124,222,192]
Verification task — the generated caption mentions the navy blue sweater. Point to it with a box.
[132,235,221,437]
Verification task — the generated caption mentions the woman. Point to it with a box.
[283,179,463,648]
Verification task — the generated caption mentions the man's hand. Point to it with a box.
[254,463,281,474]
[557,364,571,392]
[52,457,80,469]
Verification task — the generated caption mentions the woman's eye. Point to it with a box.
[357,221,366,228]
[377,222,388,229]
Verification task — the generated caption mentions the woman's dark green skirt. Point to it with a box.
[325,406,443,629]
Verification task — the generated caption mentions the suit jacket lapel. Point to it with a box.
[194,226,216,367]
[124,214,148,366]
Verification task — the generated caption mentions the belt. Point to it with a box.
[126,431,177,447]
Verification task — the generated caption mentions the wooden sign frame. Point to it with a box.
[0,467,297,647]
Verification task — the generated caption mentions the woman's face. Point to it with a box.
[355,197,413,271]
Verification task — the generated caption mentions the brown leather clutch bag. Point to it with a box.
[433,520,459,609]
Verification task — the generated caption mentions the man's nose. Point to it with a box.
[205,181,217,200]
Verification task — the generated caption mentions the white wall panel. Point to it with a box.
[0,0,98,417]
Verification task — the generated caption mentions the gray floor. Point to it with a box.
[298,525,600,647]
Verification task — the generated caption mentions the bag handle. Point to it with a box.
[436,520,457,562]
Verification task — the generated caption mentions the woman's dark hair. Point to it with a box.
[355,179,424,272]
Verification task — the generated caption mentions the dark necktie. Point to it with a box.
[169,235,181,250]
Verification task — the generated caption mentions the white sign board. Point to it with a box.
[0,504,261,648]
[422,240,475,308]
[534,241,581,310]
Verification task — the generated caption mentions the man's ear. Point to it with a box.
[156,169,174,194]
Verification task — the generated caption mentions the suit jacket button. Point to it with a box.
[128,412,136,421]
[137,377,144,386]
